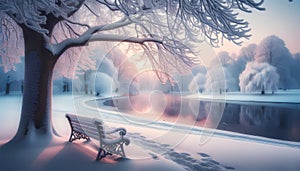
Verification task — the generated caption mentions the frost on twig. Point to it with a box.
[0,0,81,34]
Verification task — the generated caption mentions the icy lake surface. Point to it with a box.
[93,94,300,143]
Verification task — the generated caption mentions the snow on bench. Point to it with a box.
[65,113,130,160]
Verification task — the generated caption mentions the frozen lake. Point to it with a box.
[90,94,300,143]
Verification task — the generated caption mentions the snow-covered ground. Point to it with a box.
[1,93,300,171]
[187,90,300,104]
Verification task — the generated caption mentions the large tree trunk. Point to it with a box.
[12,28,57,142]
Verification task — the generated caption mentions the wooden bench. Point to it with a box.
[65,113,130,160]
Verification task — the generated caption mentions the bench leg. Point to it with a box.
[68,131,90,142]
[96,148,106,160]
[120,145,126,158]
[68,134,74,142]
[102,143,126,158]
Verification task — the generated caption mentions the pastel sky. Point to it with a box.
[214,0,300,55]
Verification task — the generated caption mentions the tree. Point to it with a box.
[205,52,239,92]
[75,49,118,95]
[238,44,257,63]
[254,35,294,89]
[87,71,116,96]
[234,44,257,82]
[205,66,237,93]
[0,60,5,91]
[108,49,140,95]
[291,53,300,87]
[3,57,24,94]
[52,76,72,93]
[189,72,206,93]
[0,0,265,142]
[239,62,279,94]
[189,64,207,93]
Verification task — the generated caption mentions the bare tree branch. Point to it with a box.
[64,18,91,28]
[84,3,100,17]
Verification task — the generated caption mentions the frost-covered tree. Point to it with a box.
[0,61,5,91]
[87,71,116,96]
[239,62,279,94]
[221,44,257,91]
[254,35,294,89]
[0,20,23,72]
[291,53,300,87]
[211,51,234,67]
[52,76,72,93]
[238,44,257,63]
[108,49,140,95]
[97,57,117,78]
[189,64,207,93]
[234,44,256,77]
[4,70,19,94]
[0,0,265,142]
[172,73,194,92]
[189,72,206,93]
[75,49,118,94]
[191,65,207,76]
[3,57,24,94]
[205,51,239,92]
[205,66,238,93]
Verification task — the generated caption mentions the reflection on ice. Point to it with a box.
[241,105,280,126]
[102,94,300,143]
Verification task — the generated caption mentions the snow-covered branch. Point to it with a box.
[95,0,265,46]
[89,34,161,44]
[54,31,197,74]
[52,16,131,57]
[0,0,86,35]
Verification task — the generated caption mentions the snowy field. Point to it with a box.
[1,93,300,171]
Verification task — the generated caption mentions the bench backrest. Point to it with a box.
[66,114,106,140]
[94,119,105,140]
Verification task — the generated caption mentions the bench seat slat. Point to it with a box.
[70,119,96,127]
[66,114,101,123]
[71,122,98,133]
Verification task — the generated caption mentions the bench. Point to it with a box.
[65,113,130,160]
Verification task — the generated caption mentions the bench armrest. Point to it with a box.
[105,128,127,136]
[102,136,130,146]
